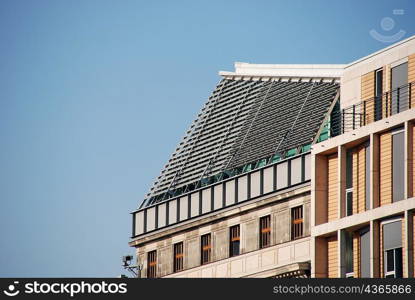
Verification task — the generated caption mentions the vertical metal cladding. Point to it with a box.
[144,79,338,206]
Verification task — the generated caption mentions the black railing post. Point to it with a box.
[390,90,392,116]
[352,105,356,130]
[409,83,412,109]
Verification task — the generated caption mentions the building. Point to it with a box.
[129,35,415,278]
[311,36,415,278]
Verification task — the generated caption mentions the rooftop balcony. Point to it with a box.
[329,81,415,136]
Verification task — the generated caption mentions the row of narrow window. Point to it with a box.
[146,206,303,277]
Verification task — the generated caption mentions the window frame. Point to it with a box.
[384,248,403,278]
[147,250,157,278]
[200,233,212,265]
[345,188,353,216]
[173,242,184,273]
[259,215,271,249]
[291,206,303,240]
[229,225,240,257]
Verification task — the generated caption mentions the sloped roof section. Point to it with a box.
[141,73,339,208]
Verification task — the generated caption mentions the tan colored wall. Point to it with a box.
[327,236,338,278]
[361,72,375,125]
[380,132,392,206]
[353,232,360,278]
[327,154,338,221]
[352,145,367,214]
[409,54,415,108]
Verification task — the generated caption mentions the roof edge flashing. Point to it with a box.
[219,62,345,80]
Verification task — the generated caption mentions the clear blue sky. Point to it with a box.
[0,0,414,277]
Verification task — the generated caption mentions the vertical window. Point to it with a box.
[383,220,403,278]
[391,62,408,114]
[346,189,353,216]
[344,231,354,277]
[201,233,211,265]
[259,215,271,248]
[173,242,184,273]
[375,68,383,120]
[392,129,405,202]
[147,250,157,278]
[291,206,303,240]
[229,225,240,257]
[385,248,403,278]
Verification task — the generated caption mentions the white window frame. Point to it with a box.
[345,188,353,217]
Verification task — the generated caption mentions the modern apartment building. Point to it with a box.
[129,35,415,278]
[311,36,415,278]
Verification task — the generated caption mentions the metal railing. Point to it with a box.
[330,81,414,136]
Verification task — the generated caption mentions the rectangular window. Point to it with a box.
[346,149,353,189]
[147,250,157,278]
[259,215,271,248]
[391,62,408,114]
[392,129,405,202]
[173,242,184,273]
[229,225,240,257]
[346,188,353,216]
[375,68,383,120]
[383,220,403,278]
[201,233,211,265]
[344,231,354,277]
[385,248,403,278]
[291,206,303,240]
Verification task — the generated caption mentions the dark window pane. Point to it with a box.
[386,249,395,272]
[232,241,240,256]
[345,232,354,274]
[230,225,240,257]
[346,190,353,216]
[375,69,383,120]
[346,150,353,189]
[395,248,403,278]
